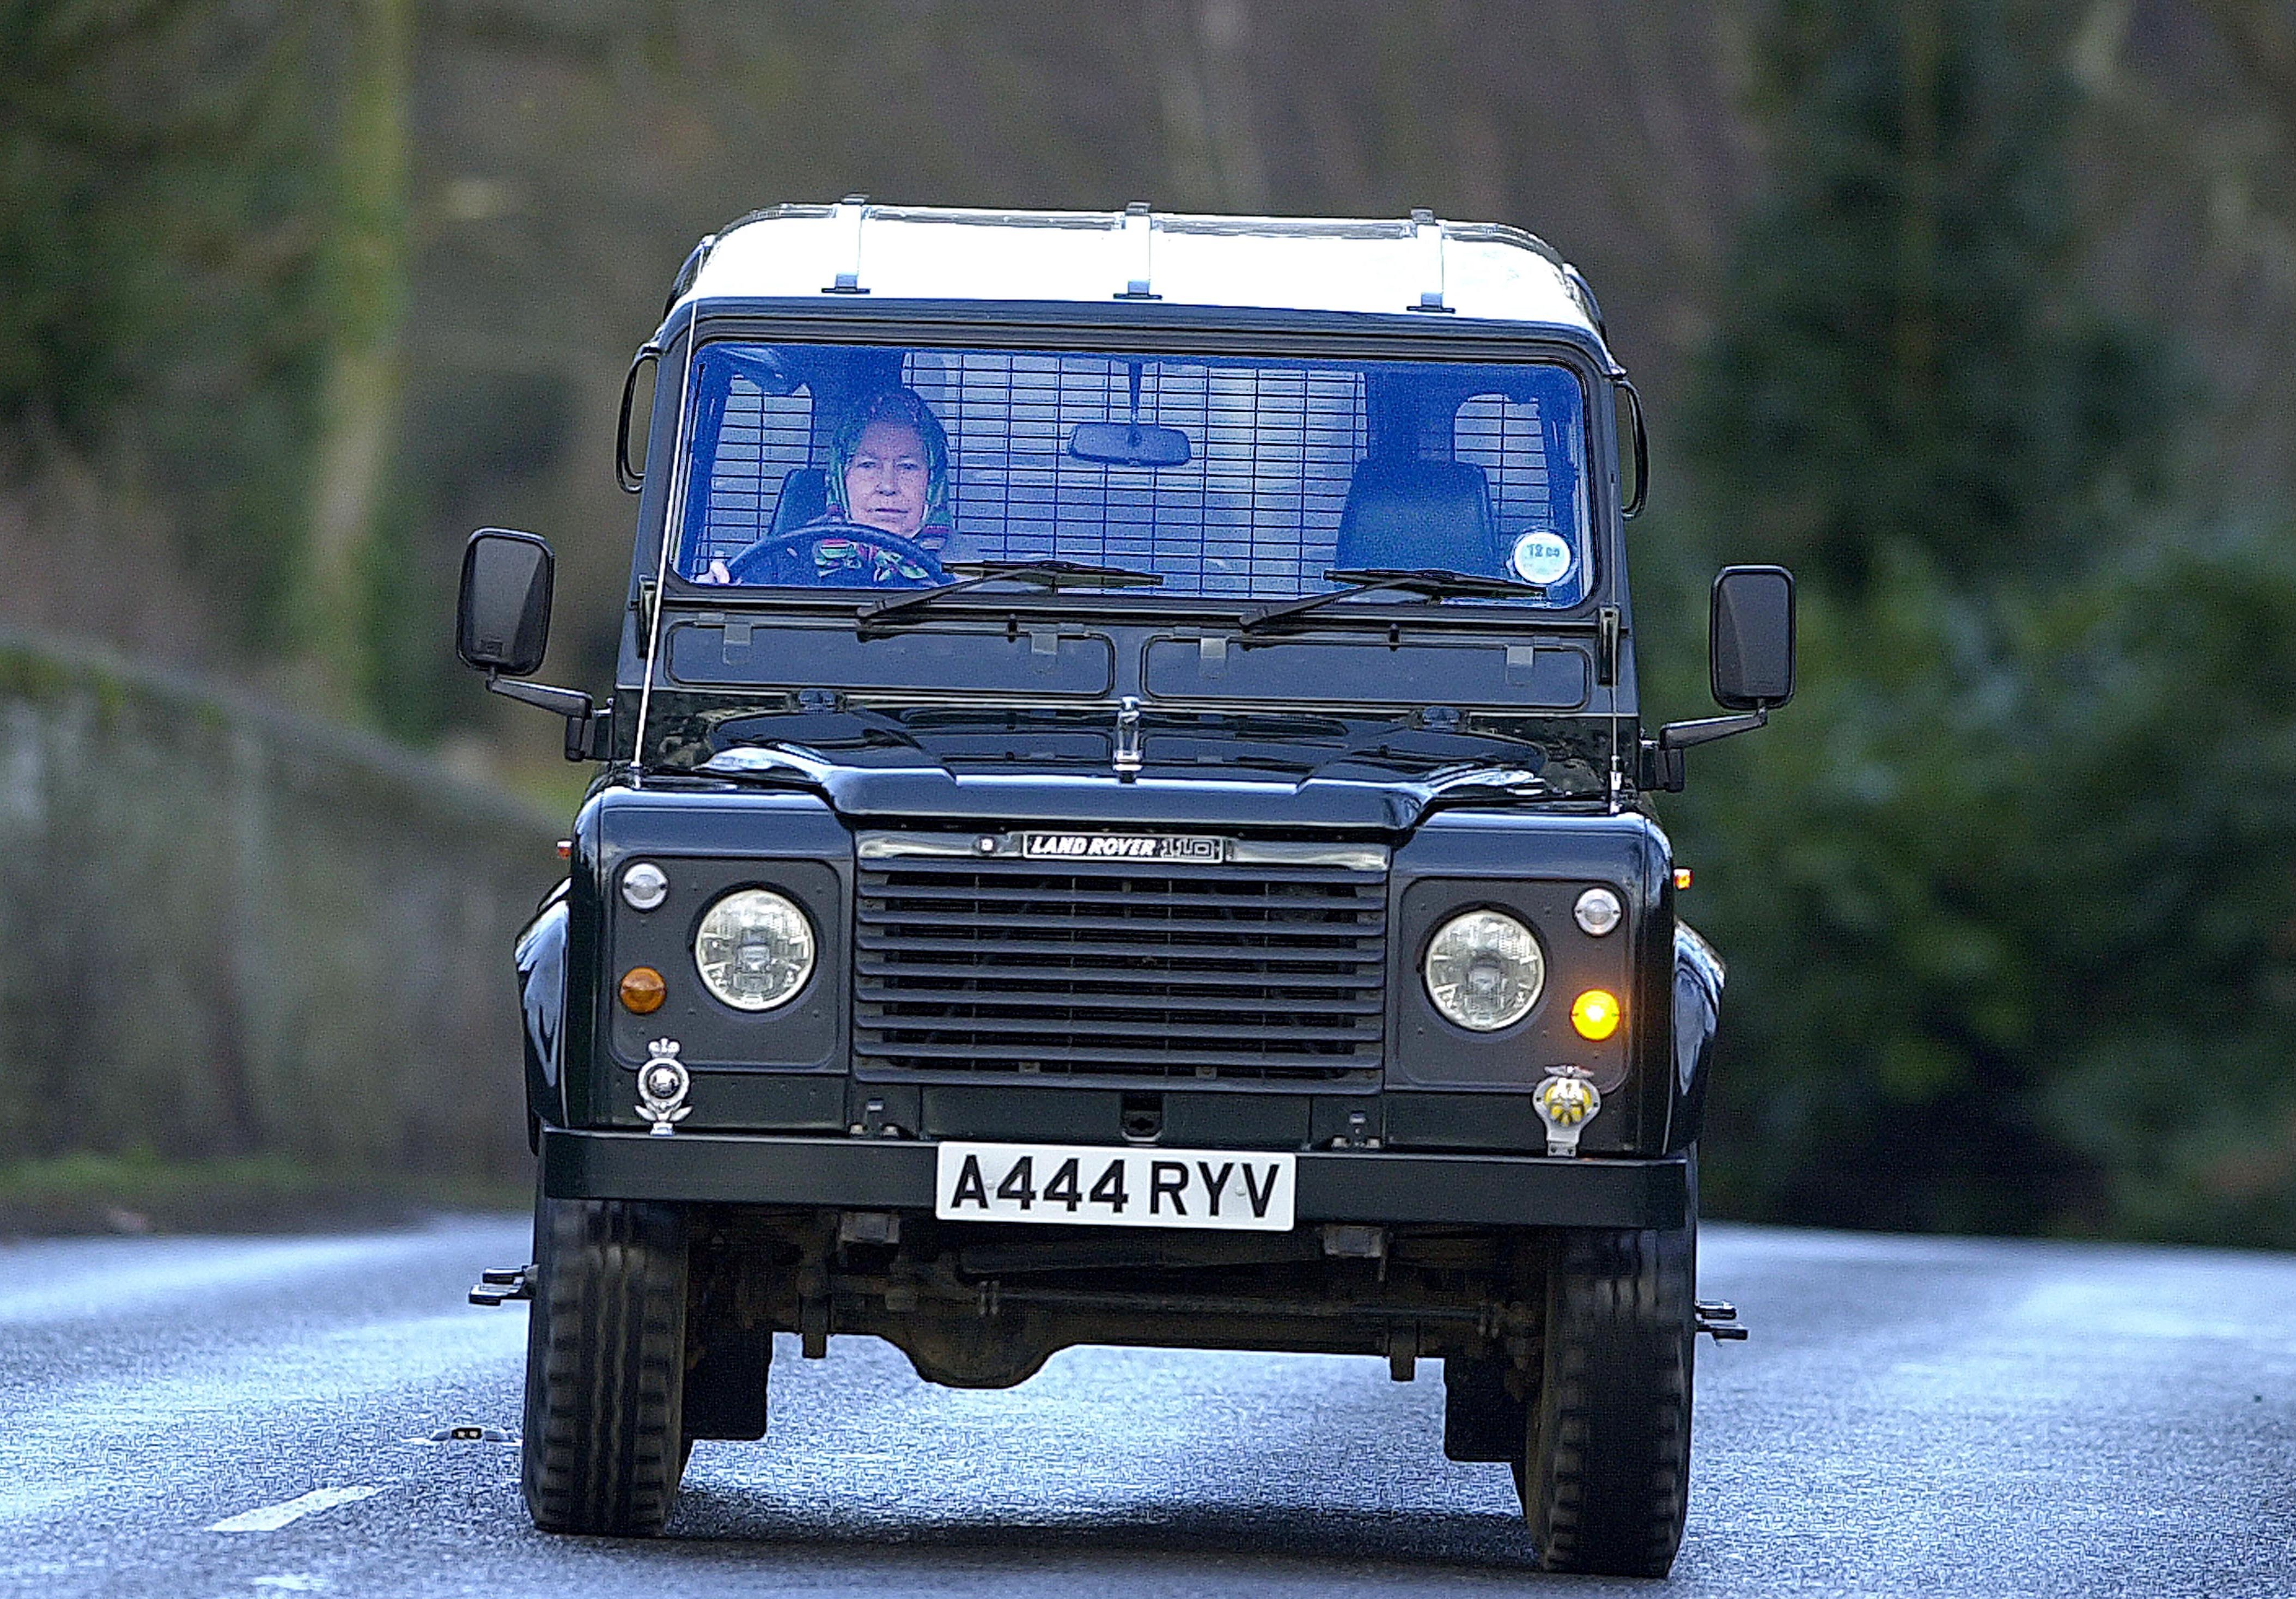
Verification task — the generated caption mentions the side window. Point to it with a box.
[1456,393,1587,602]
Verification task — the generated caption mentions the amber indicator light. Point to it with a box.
[556,839,573,860]
[1673,868,1692,890]
[1570,988,1623,1041]
[619,966,667,1014]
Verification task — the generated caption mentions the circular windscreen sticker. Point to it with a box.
[1510,530,1574,585]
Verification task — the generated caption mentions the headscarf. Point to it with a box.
[824,385,954,538]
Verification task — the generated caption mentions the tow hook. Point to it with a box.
[469,1265,535,1307]
[1696,1298,1747,1341]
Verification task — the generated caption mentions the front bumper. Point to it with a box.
[539,1128,1688,1230]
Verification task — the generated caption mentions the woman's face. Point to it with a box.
[843,418,930,540]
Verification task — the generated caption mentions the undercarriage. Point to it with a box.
[686,1210,1552,1391]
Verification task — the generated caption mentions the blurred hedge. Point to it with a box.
[0,628,557,1201]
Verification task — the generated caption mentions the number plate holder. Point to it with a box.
[933,1141,1296,1231]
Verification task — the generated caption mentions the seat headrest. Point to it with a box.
[1333,458,1496,573]
[770,466,830,538]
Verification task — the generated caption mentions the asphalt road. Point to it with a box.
[1,1217,2289,1598]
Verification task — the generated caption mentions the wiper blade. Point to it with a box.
[858,560,1162,623]
[1239,567,1546,632]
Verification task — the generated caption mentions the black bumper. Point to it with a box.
[539,1128,1688,1230]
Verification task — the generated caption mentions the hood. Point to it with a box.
[661,705,1610,831]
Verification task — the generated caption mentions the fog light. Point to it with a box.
[619,966,667,1014]
[1573,887,1623,936]
[1570,988,1621,1041]
[622,862,669,911]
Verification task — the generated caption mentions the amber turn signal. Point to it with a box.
[1673,868,1692,890]
[1570,988,1622,1041]
[619,966,667,1014]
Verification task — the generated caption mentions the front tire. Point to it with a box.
[1517,1217,1696,1577]
[522,1197,691,1536]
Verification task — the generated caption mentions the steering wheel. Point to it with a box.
[721,520,951,589]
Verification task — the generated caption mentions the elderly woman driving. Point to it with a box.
[708,387,972,584]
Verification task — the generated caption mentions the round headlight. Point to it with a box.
[1573,886,1623,937]
[693,888,816,1011]
[1424,908,1544,1031]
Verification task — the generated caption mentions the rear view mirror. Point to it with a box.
[1068,422,1192,469]
[458,529,555,676]
[1710,565,1795,710]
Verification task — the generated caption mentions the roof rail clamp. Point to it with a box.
[824,194,871,294]
[1409,207,1453,313]
[1117,200,1160,300]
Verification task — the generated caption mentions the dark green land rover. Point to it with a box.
[459,200,1793,1577]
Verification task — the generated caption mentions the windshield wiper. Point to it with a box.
[858,559,1162,623]
[1238,567,1547,632]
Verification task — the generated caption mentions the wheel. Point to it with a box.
[521,1197,691,1536]
[721,518,949,588]
[1515,1216,1697,1577]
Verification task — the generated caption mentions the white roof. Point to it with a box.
[677,202,1604,339]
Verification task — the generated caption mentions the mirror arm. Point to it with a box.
[1658,709,1767,750]
[486,672,593,721]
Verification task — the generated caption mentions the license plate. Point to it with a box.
[934,1142,1296,1231]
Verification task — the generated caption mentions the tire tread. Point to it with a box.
[1524,1222,1695,1577]
[522,1198,689,1536]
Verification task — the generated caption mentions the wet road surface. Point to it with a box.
[1,1217,2289,1597]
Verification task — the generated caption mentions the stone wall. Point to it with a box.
[0,632,561,1186]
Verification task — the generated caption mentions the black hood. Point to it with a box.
[657,705,1611,830]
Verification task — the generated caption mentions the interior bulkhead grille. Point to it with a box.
[853,836,1388,1083]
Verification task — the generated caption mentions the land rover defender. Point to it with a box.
[459,201,1794,1578]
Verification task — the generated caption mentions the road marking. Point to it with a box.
[208,1487,381,1533]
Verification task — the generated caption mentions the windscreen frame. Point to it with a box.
[620,302,1630,770]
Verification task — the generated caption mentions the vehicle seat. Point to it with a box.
[1333,457,1497,573]
[770,466,830,538]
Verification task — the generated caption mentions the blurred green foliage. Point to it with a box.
[1665,0,2296,1241]
[0,0,327,640]
[1688,0,2177,597]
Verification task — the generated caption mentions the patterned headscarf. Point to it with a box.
[825,386,953,537]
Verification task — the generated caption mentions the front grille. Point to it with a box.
[854,849,1387,1083]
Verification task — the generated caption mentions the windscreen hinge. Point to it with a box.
[634,579,659,658]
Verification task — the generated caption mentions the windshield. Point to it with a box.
[670,341,1593,605]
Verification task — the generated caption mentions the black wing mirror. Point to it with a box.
[456,528,603,761]
[1710,564,1795,710]
[1642,564,1796,792]
[457,529,555,676]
